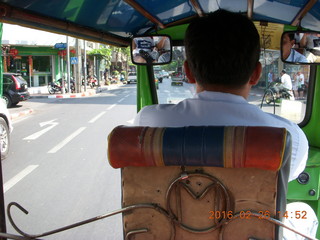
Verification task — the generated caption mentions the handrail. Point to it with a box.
[4,202,169,239]
[0,202,316,240]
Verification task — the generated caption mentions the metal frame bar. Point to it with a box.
[291,0,318,26]
[0,154,6,240]
[190,0,205,17]
[0,3,130,47]
[247,0,254,19]
[124,0,165,29]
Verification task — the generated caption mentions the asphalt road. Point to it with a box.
[4,84,138,240]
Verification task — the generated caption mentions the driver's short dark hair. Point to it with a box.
[184,9,261,88]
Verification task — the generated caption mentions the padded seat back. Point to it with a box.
[108,126,291,240]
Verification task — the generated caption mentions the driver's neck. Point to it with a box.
[196,83,250,99]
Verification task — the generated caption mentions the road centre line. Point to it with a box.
[48,127,86,153]
[4,165,39,193]
[107,104,117,110]
[89,111,106,123]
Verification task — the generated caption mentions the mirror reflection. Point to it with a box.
[282,31,320,64]
[131,36,172,65]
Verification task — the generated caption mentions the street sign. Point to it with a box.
[54,43,67,49]
[70,57,78,64]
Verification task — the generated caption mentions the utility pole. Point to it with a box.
[83,41,87,92]
[66,36,71,93]
[75,38,82,92]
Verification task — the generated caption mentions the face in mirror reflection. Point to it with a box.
[282,31,320,64]
[282,33,308,63]
[131,36,171,65]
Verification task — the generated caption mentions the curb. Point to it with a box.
[29,84,121,99]
[47,91,96,99]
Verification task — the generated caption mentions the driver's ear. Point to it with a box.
[249,62,262,86]
[184,61,196,84]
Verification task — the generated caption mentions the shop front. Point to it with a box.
[2,46,60,87]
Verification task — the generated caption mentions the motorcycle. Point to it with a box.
[263,82,292,104]
[69,78,76,93]
[48,78,75,94]
[48,79,65,94]
[82,75,97,88]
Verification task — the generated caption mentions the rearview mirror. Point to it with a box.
[281,31,320,64]
[131,35,172,65]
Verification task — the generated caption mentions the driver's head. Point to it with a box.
[184,9,261,88]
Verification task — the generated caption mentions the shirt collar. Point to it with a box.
[194,91,247,103]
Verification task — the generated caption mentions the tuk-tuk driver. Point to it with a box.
[134,9,307,182]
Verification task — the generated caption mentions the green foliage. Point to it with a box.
[161,61,178,71]
[110,46,131,63]
[87,45,131,71]
[87,46,112,66]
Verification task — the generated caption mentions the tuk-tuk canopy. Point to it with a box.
[0,0,319,47]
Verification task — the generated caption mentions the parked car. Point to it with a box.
[0,98,13,159]
[3,73,30,107]
[127,72,137,84]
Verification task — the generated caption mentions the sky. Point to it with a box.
[2,23,76,46]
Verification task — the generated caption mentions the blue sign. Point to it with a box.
[71,57,78,64]
[54,43,67,49]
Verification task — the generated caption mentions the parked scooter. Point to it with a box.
[48,78,75,94]
[69,78,76,93]
[88,75,97,88]
[82,75,97,88]
[48,78,66,94]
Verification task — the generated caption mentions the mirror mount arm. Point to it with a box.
[146,64,158,104]
[296,21,303,31]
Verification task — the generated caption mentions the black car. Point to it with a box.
[3,73,30,107]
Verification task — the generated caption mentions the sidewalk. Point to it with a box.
[28,83,122,99]
[9,83,123,121]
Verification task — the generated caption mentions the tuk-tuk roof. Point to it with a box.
[0,0,319,47]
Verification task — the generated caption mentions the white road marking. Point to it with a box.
[89,111,106,123]
[118,98,125,103]
[24,119,59,140]
[107,104,117,110]
[48,127,86,153]
[4,165,39,193]
[124,94,130,98]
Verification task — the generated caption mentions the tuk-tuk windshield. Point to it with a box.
[154,45,310,125]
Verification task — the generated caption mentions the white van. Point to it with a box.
[127,72,137,84]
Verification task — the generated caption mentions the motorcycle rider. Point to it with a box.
[279,69,294,100]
